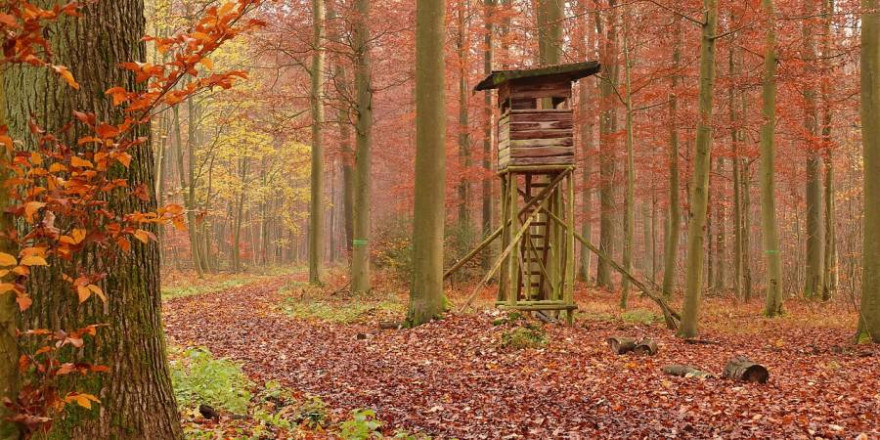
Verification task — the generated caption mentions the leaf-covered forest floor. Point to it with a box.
[163,269,880,439]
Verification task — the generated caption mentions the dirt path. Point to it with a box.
[163,274,880,439]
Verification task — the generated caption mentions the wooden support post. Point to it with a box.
[506,173,519,306]
[565,172,576,324]
[498,174,510,302]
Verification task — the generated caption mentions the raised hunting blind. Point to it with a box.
[447,61,600,324]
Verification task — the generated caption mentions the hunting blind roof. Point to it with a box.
[474,61,601,92]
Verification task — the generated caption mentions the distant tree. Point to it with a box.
[310,0,327,285]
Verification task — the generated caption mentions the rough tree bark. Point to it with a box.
[677,0,718,339]
[4,1,182,437]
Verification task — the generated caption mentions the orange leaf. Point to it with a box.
[70,156,94,168]
[20,255,48,267]
[16,293,31,311]
[24,201,45,223]
[52,65,79,90]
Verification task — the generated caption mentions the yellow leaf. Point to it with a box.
[0,253,16,267]
[133,229,150,244]
[88,285,106,303]
[29,152,42,166]
[199,57,214,70]
[65,393,99,410]
[0,283,16,295]
[20,256,48,267]
[77,285,90,303]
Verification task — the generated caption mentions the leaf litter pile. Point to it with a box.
[164,274,880,439]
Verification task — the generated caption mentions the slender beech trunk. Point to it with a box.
[860,0,880,342]
[482,0,494,270]
[822,0,837,300]
[458,0,471,229]
[309,0,326,285]
[714,158,725,291]
[578,5,595,281]
[352,0,374,293]
[4,2,182,437]
[804,0,825,299]
[596,0,618,291]
[677,0,718,339]
[662,17,682,300]
[621,4,635,308]
[408,0,447,326]
[760,0,784,317]
[730,38,745,301]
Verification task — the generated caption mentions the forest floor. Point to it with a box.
[163,268,880,439]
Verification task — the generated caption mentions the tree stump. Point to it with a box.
[722,356,769,383]
[662,365,712,379]
[608,337,658,355]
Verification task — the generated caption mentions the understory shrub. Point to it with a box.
[170,347,252,414]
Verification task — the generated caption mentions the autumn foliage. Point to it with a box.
[0,0,265,434]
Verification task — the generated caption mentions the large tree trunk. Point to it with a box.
[860,0,880,342]
[596,0,618,291]
[407,0,447,326]
[351,0,373,294]
[3,1,182,437]
[730,35,745,301]
[677,0,718,339]
[760,0,784,317]
[309,0,326,285]
[662,17,682,300]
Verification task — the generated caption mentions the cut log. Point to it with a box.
[662,365,713,379]
[633,339,659,355]
[607,337,658,355]
[607,337,638,354]
[722,356,769,384]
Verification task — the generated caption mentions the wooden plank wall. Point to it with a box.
[496,79,575,169]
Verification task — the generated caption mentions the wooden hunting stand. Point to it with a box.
[446,61,600,324]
